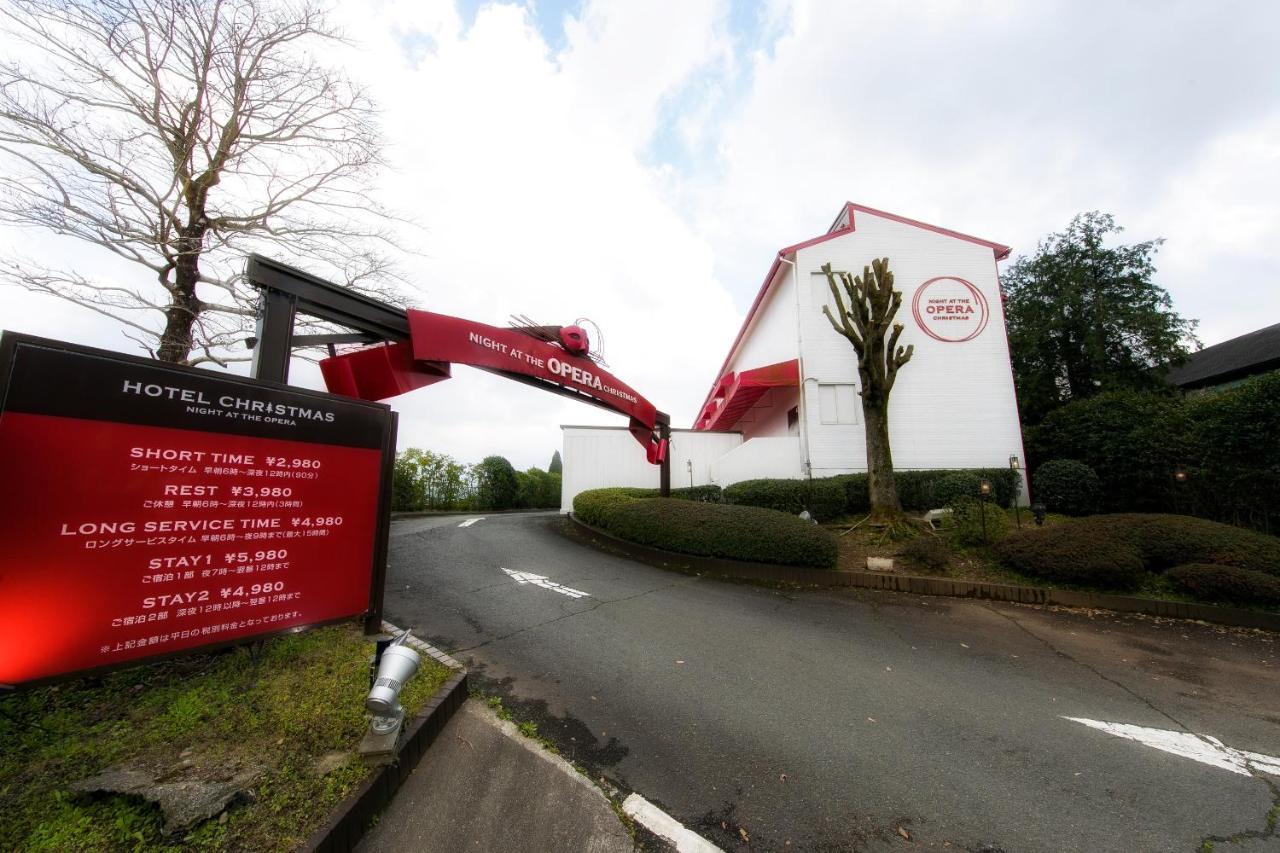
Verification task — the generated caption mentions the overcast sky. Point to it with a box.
[2,0,1277,471]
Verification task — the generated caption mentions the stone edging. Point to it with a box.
[564,513,1280,633]
[300,625,469,853]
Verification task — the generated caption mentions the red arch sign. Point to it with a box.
[318,310,666,462]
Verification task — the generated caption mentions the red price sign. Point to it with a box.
[0,333,395,688]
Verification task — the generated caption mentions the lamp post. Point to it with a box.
[979,479,991,542]
[687,459,694,490]
[1009,456,1022,528]
[1173,466,1188,515]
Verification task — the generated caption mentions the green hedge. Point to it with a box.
[1026,372,1280,529]
[721,469,1022,519]
[1032,459,1102,516]
[1166,564,1280,607]
[894,468,1022,511]
[994,513,1280,593]
[573,488,837,568]
[996,527,1147,590]
[722,477,847,521]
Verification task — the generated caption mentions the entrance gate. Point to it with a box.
[245,255,672,494]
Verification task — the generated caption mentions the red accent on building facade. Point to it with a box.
[696,359,800,431]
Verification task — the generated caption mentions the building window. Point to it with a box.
[818,384,858,424]
[786,406,799,435]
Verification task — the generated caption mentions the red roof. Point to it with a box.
[695,202,1011,421]
[695,359,800,431]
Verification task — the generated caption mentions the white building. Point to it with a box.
[561,201,1028,511]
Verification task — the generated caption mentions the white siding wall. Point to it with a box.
[737,387,799,441]
[560,427,742,513]
[726,266,799,376]
[794,211,1026,478]
[711,437,803,486]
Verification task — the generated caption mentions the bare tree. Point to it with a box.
[821,258,914,521]
[0,0,402,365]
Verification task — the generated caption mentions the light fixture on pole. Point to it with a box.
[978,479,991,542]
[1009,456,1022,528]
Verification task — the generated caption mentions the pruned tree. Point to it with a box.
[820,258,914,520]
[0,0,403,366]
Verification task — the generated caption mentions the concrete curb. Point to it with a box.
[300,627,469,853]
[563,514,1280,634]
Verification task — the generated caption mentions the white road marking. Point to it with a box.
[1064,717,1280,777]
[458,517,485,527]
[500,567,590,599]
[622,793,725,853]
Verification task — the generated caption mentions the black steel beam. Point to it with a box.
[251,288,297,382]
[246,255,411,342]
[658,413,671,497]
[245,332,382,350]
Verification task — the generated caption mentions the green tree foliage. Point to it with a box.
[516,467,562,509]
[1026,371,1280,529]
[1025,391,1188,512]
[391,448,469,511]
[1002,212,1198,423]
[548,451,563,475]
[474,456,520,510]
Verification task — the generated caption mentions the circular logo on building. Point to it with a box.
[911,276,990,343]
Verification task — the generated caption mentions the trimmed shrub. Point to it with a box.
[573,488,837,567]
[994,525,1148,590]
[899,535,949,572]
[1032,459,1101,516]
[893,468,1022,511]
[994,513,1280,592]
[1060,514,1280,576]
[723,477,847,521]
[1166,564,1280,607]
[1027,374,1280,529]
[725,469,1023,519]
[620,485,723,502]
[1026,391,1188,513]
[949,496,1011,545]
[932,472,984,509]
[832,473,871,514]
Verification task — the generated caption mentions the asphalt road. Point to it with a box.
[385,512,1280,852]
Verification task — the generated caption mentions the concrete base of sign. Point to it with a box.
[358,720,403,767]
[866,557,895,572]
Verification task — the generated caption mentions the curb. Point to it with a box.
[300,627,469,853]
[563,514,1280,634]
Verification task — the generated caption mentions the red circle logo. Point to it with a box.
[910,277,989,343]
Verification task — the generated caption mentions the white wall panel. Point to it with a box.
[711,437,803,486]
[560,427,742,513]
[726,266,800,376]
[792,210,1025,476]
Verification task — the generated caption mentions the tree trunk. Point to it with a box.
[864,401,902,520]
[156,230,204,363]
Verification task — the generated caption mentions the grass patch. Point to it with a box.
[0,623,451,852]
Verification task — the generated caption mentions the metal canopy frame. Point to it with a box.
[244,254,672,495]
